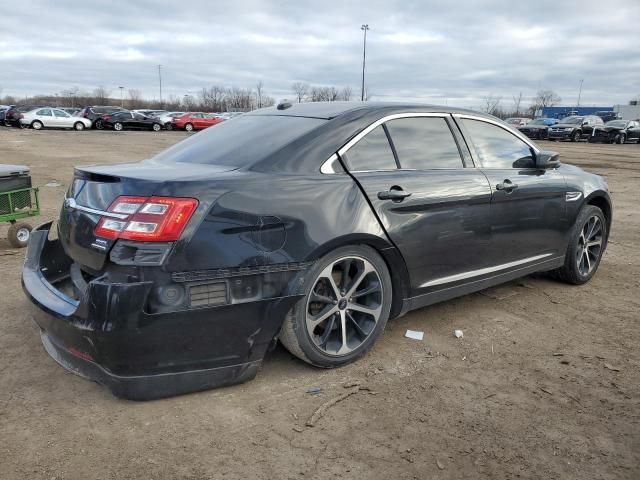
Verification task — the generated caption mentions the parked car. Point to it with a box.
[78,106,127,129]
[19,108,92,131]
[59,107,81,116]
[0,106,12,125]
[504,117,531,127]
[518,118,558,140]
[548,115,604,142]
[133,109,168,117]
[156,112,185,130]
[171,112,224,131]
[22,102,612,400]
[3,105,47,127]
[589,120,640,144]
[594,111,620,123]
[101,111,163,131]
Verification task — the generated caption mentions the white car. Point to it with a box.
[156,111,185,130]
[19,107,93,131]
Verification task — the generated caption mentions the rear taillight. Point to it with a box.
[95,196,198,242]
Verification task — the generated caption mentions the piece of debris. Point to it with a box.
[454,330,464,339]
[560,360,570,365]
[306,386,361,427]
[436,459,445,470]
[306,387,322,395]
[44,181,62,187]
[604,363,621,372]
[552,353,564,357]
[405,329,424,341]
[484,393,496,399]
[462,356,467,361]
[343,381,361,388]
[539,386,553,395]
[292,426,304,433]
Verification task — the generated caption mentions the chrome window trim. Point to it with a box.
[320,112,453,174]
[453,113,541,154]
[320,153,341,174]
[419,253,553,288]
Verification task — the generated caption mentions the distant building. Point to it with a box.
[613,104,640,120]
[540,106,613,119]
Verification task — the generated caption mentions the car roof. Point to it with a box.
[249,101,481,120]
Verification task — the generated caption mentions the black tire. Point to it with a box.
[113,122,123,131]
[8,222,32,248]
[615,133,626,144]
[165,122,173,131]
[151,123,161,132]
[94,119,104,130]
[278,245,393,368]
[571,130,581,142]
[74,122,85,131]
[184,123,194,132]
[31,120,43,130]
[551,205,607,285]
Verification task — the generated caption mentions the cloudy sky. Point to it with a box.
[1,0,639,109]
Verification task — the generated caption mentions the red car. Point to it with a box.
[171,112,224,132]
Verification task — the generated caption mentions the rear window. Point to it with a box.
[152,115,326,167]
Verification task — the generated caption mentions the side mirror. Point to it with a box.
[535,150,560,169]
[582,121,589,126]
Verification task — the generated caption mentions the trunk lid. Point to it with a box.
[58,160,237,271]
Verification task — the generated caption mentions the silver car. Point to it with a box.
[19,108,92,131]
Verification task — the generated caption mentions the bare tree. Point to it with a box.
[291,82,309,103]
[309,86,340,102]
[93,86,111,104]
[261,95,275,107]
[340,86,353,101]
[512,92,523,116]
[128,89,143,109]
[532,89,561,110]
[483,94,502,115]
[255,81,264,108]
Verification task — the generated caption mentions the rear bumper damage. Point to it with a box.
[22,222,304,400]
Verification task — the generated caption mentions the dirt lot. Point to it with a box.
[0,127,638,480]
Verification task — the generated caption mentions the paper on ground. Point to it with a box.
[405,329,424,341]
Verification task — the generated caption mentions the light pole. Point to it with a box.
[158,65,163,106]
[119,86,124,108]
[577,79,584,109]
[360,24,369,101]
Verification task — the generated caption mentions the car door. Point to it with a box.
[36,108,53,127]
[626,121,640,141]
[343,114,493,296]
[456,115,568,266]
[52,109,72,128]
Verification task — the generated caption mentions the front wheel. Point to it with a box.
[8,222,32,248]
[614,133,626,144]
[165,123,173,131]
[113,122,123,131]
[571,130,581,142]
[278,245,393,367]
[74,122,85,131]
[151,123,161,132]
[184,123,194,132]
[551,205,607,285]
[94,119,104,130]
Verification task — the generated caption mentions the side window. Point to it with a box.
[385,117,463,169]
[462,119,534,169]
[53,110,69,117]
[343,125,397,171]
[37,109,52,116]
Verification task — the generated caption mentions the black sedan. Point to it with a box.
[22,102,612,399]
[589,120,640,144]
[102,111,163,131]
[518,118,557,140]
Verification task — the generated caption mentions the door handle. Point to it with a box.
[496,179,518,193]
[377,188,412,202]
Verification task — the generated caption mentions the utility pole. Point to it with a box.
[360,24,369,102]
[158,64,163,106]
[119,86,124,108]
[577,79,584,109]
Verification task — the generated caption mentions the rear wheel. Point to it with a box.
[8,222,32,248]
[151,123,161,132]
[94,119,104,130]
[551,205,607,285]
[165,122,173,131]
[31,120,43,130]
[73,122,85,131]
[113,122,123,131]
[614,133,626,144]
[184,123,194,132]
[279,245,392,367]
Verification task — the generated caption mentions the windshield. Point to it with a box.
[152,115,326,167]
[561,116,583,124]
[605,120,627,128]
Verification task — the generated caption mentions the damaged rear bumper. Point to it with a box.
[22,222,303,400]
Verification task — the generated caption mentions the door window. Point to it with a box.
[343,125,397,171]
[37,109,52,116]
[385,117,463,169]
[53,109,69,117]
[461,119,534,169]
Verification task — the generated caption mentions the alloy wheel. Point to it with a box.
[305,256,383,356]
[16,227,30,243]
[576,215,603,276]
[114,123,123,131]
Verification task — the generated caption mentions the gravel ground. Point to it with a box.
[0,127,638,480]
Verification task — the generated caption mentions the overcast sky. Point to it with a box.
[1,0,639,109]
